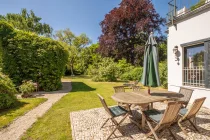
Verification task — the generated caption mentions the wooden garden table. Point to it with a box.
[112,91,184,129]
[111,91,169,128]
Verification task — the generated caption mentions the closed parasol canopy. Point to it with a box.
[141,32,160,93]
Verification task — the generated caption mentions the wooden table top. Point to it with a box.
[151,92,184,99]
[111,92,169,105]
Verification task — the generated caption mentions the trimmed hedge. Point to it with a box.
[0,21,69,91]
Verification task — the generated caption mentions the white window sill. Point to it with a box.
[169,84,210,91]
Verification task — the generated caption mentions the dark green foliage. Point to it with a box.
[1,22,68,91]
[0,72,18,110]
[159,61,168,88]
[191,0,205,11]
[0,21,16,68]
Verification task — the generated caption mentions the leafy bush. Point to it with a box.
[0,21,69,91]
[191,0,205,11]
[116,59,133,78]
[0,72,17,94]
[19,80,36,98]
[159,61,168,88]
[0,93,17,110]
[0,72,18,110]
[88,57,117,82]
[120,67,143,81]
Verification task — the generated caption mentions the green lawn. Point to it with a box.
[0,98,47,129]
[21,76,165,140]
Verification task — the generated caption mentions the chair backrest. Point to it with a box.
[97,94,113,117]
[184,97,206,119]
[134,80,138,86]
[179,87,194,106]
[160,101,183,125]
[132,86,140,92]
[113,86,125,93]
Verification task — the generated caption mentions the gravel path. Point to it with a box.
[70,103,210,140]
[0,81,72,140]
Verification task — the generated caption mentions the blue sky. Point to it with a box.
[0,0,169,43]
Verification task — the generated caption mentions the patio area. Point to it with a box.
[70,102,210,140]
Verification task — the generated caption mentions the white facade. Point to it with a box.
[167,7,210,108]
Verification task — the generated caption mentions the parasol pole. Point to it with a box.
[148,86,150,95]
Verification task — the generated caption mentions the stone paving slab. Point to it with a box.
[0,81,72,140]
[70,103,210,140]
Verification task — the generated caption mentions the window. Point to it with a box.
[183,44,205,87]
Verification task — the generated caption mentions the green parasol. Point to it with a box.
[141,32,160,94]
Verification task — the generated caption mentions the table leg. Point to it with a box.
[141,113,146,128]
[150,103,153,109]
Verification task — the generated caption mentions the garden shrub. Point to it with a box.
[0,72,18,110]
[0,21,69,91]
[116,59,133,78]
[120,67,143,81]
[191,0,205,11]
[19,80,36,98]
[0,93,17,110]
[0,72,17,94]
[88,57,118,82]
[159,61,168,88]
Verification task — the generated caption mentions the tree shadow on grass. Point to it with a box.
[71,82,96,92]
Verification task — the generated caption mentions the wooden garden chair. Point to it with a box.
[97,94,129,140]
[113,86,130,110]
[142,101,183,140]
[113,86,125,93]
[123,80,138,88]
[178,87,194,107]
[132,86,140,92]
[178,97,206,136]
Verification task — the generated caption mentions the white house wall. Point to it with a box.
[167,8,210,108]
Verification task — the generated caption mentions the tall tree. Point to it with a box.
[54,28,75,45]
[0,8,53,36]
[98,0,165,65]
[54,28,91,76]
[73,33,91,49]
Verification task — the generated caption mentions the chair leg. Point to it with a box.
[101,118,109,129]
[167,128,176,140]
[188,119,199,132]
[106,113,129,140]
[192,117,197,125]
[146,121,160,140]
[178,120,188,136]
[111,118,124,134]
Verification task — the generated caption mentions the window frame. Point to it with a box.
[181,38,210,88]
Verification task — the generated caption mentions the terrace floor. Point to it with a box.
[70,102,210,140]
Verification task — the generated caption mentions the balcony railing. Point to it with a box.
[183,66,205,87]
[167,0,210,25]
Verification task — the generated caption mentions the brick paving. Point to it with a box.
[70,102,210,140]
[0,81,72,140]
